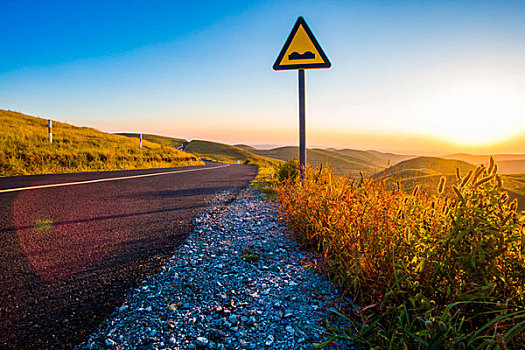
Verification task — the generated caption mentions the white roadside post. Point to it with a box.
[48,120,52,144]
[140,133,143,149]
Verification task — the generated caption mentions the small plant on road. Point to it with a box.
[242,246,260,263]
[34,218,54,231]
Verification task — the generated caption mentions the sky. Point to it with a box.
[1,0,524,155]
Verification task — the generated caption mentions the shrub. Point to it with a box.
[275,159,300,184]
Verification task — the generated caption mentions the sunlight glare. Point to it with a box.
[421,83,524,146]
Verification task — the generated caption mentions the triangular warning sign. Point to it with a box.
[273,17,331,70]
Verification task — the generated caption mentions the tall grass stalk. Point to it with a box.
[275,160,525,349]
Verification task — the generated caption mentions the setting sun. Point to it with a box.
[421,83,524,146]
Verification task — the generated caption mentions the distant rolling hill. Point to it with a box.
[374,156,477,195]
[184,140,279,168]
[502,174,525,213]
[443,153,525,174]
[364,150,415,166]
[497,160,525,175]
[307,148,414,168]
[233,144,256,151]
[234,146,296,161]
[375,156,476,179]
[252,146,380,175]
[375,156,525,211]
[236,145,412,176]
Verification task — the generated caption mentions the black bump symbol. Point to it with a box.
[288,51,315,60]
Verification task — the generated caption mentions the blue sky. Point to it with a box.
[1,0,524,154]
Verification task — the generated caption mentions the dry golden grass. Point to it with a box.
[275,160,525,349]
[0,109,203,176]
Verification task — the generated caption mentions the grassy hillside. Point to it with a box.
[374,156,525,212]
[443,153,525,164]
[374,157,477,199]
[502,173,525,213]
[364,150,415,165]
[0,110,203,176]
[375,156,476,179]
[235,146,296,161]
[233,144,256,151]
[335,148,413,167]
[443,153,525,174]
[315,148,387,169]
[496,159,525,174]
[184,140,279,168]
[117,133,186,148]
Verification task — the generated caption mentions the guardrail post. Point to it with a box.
[48,120,52,144]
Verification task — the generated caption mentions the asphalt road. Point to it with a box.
[0,163,257,349]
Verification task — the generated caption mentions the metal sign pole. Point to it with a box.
[298,69,306,182]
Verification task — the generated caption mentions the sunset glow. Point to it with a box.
[1,0,524,155]
[419,83,524,146]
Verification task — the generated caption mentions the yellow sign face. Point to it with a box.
[274,17,331,70]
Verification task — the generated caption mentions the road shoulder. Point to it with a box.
[77,189,354,349]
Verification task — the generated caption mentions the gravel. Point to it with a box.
[76,189,355,349]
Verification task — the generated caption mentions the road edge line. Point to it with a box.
[0,164,231,193]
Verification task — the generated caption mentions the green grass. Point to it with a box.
[0,109,203,176]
